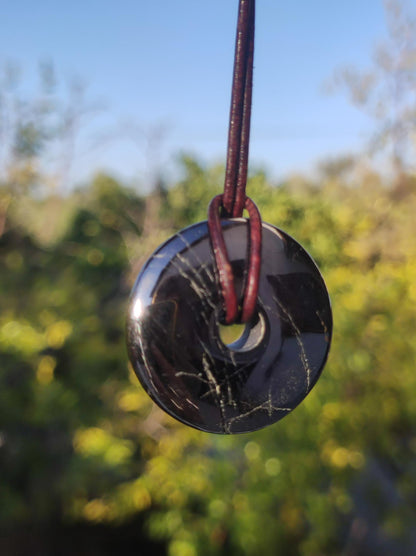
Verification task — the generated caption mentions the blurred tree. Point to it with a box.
[0,61,103,239]
[329,0,416,183]
[2,156,416,554]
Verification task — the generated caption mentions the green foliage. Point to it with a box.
[1,157,416,554]
[165,156,225,226]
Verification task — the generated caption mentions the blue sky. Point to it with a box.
[1,1,389,188]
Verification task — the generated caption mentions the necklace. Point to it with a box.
[126,0,332,434]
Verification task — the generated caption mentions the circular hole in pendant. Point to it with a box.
[219,323,246,346]
[217,311,266,353]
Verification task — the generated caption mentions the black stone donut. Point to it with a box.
[126,219,332,434]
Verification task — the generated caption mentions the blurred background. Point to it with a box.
[1,1,416,554]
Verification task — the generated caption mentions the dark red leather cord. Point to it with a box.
[222,0,255,218]
[208,0,261,325]
[208,195,239,324]
[208,194,262,324]
[239,196,262,323]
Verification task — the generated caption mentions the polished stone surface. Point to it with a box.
[126,219,332,434]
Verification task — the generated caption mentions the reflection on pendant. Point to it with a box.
[126,219,332,434]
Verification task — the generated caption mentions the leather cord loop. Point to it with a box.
[208,194,262,324]
[208,0,261,325]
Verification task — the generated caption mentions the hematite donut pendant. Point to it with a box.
[126,219,332,434]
